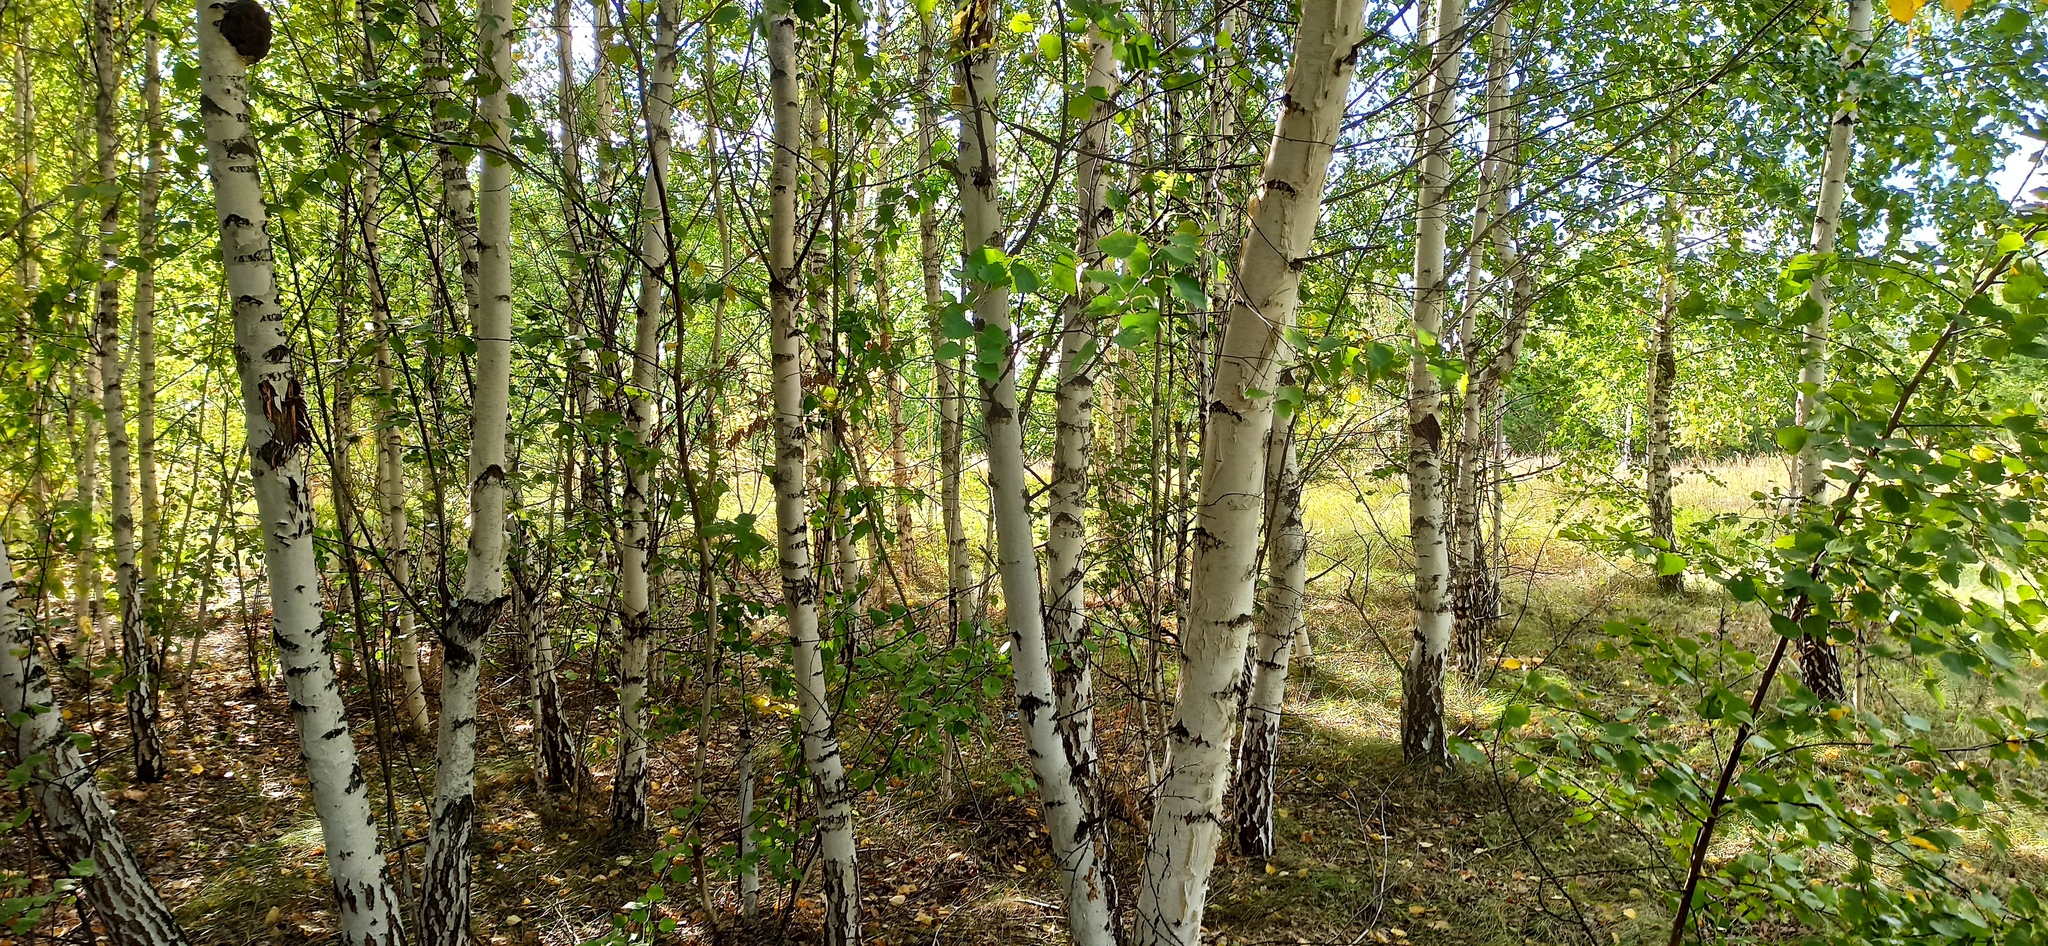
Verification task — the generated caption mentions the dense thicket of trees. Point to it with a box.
[1,0,2045,940]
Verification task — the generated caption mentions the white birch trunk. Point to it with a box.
[768,17,861,943]
[1399,0,1468,765]
[356,0,431,741]
[94,0,168,785]
[610,0,677,833]
[1792,0,1872,704]
[196,5,406,939]
[136,0,164,589]
[1647,168,1681,594]
[420,0,516,938]
[1133,0,1368,941]
[0,538,190,946]
[917,15,972,634]
[523,0,584,791]
[1234,416,1305,857]
[955,12,1118,941]
[1451,5,1520,672]
[1044,19,1118,847]
[946,5,1114,937]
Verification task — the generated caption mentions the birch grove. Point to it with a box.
[3,0,2042,941]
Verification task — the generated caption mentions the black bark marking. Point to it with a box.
[255,378,311,469]
[1412,413,1442,453]
[216,0,273,64]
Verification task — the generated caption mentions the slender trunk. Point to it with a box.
[610,0,677,833]
[94,0,168,785]
[1399,0,1468,765]
[419,0,515,938]
[16,23,50,558]
[197,6,406,939]
[1133,0,1368,941]
[359,0,431,741]
[737,703,761,916]
[1041,16,1119,904]
[1791,0,1872,704]
[418,0,481,323]
[528,0,584,790]
[768,18,861,944]
[137,0,164,589]
[954,10,1118,942]
[883,247,914,570]
[0,538,191,946]
[1647,160,1681,594]
[1234,416,1305,857]
[1450,3,1518,672]
[918,16,972,635]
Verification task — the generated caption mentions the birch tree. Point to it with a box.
[419,0,517,937]
[527,0,585,790]
[1234,414,1306,857]
[1646,177,1681,595]
[918,10,972,634]
[196,2,406,939]
[1044,11,1119,852]
[610,0,678,833]
[1450,4,1529,671]
[954,0,1117,940]
[93,0,168,784]
[136,0,164,588]
[768,11,860,942]
[1134,0,1370,938]
[0,537,190,946]
[360,0,431,741]
[1399,0,1469,765]
[1790,0,1874,704]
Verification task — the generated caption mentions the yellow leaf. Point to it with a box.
[1897,793,1911,805]
[1408,905,1427,915]
[1907,835,1940,851]
[1887,0,1924,22]
[1827,707,1847,721]
[1624,908,1639,920]
[1265,862,1277,875]
[1501,658,1523,670]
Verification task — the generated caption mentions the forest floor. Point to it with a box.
[7,456,2047,945]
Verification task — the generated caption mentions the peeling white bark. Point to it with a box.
[421,0,516,939]
[0,538,189,945]
[1401,0,1469,765]
[197,4,405,939]
[610,0,679,834]
[1134,0,1368,939]
[769,15,861,944]
[1792,0,1873,703]
[955,8,1118,942]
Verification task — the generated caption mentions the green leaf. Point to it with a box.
[1170,275,1206,308]
[940,305,974,340]
[1775,426,1811,454]
[1098,231,1143,259]
[1656,552,1687,577]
